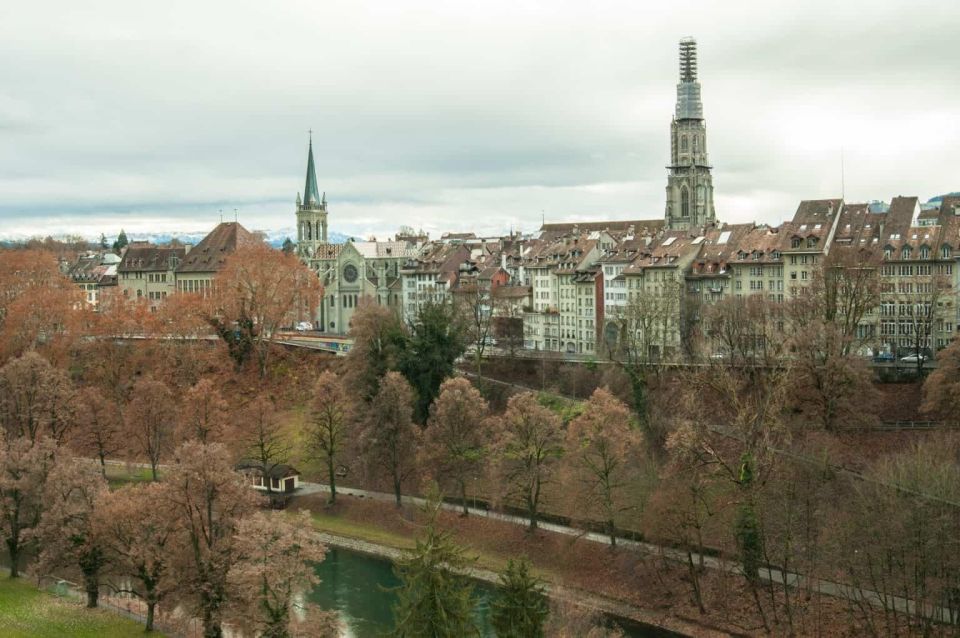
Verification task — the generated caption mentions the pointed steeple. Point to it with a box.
[303,133,321,207]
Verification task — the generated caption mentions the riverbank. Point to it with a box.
[293,493,747,637]
[313,528,725,638]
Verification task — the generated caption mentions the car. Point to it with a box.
[900,353,927,364]
[873,352,895,363]
[295,321,313,332]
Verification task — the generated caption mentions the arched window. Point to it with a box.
[681,187,690,218]
[680,136,688,153]
[692,135,699,152]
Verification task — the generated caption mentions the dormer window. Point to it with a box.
[806,237,818,249]
[902,246,912,260]
[884,246,893,259]
[791,238,801,249]
[942,245,953,259]
[771,251,781,260]
[920,246,930,260]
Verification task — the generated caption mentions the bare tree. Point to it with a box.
[565,388,643,546]
[457,283,494,374]
[207,242,321,377]
[125,376,176,481]
[95,482,177,632]
[177,378,228,444]
[491,392,564,532]
[356,371,419,507]
[421,377,491,515]
[228,511,336,637]
[0,351,77,445]
[163,442,258,638]
[236,395,293,495]
[305,371,351,504]
[604,280,683,448]
[921,336,960,426]
[0,435,58,578]
[885,271,948,376]
[35,458,109,607]
[72,388,122,476]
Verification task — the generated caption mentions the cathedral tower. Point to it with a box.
[665,38,715,231]
[296,134,328,257]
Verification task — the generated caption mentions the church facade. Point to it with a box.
[294,138,419,334]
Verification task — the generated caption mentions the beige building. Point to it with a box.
[175,222,256,295]
[117,243,185,309]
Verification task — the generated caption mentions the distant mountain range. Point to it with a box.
[122,228,353,249]
[0,227,354,248]
[927,193,960,204]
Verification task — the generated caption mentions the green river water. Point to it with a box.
[310,547,677,638]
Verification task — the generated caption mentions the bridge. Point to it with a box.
[274,331,353,356]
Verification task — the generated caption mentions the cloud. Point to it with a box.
[0,0,957,241]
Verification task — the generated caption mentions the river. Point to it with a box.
[310,547,680,638]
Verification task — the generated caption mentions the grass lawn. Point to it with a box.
[0,577,159,638]
[306,509,417,551]
[104,464,156,488]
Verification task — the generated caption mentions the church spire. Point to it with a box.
[303,132,321,208]
[675,38,704,121]
[665,37,715,231]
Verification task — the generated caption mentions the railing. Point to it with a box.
[839,420,954,431]
[37,574,203,637]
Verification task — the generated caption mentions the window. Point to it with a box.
[902,247,912,260]
[942,245,952,259]
[681,187,690,218]
[791,238,801,249]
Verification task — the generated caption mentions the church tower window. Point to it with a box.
[681,187,690,218]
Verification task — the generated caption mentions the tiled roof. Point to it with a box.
[176,222,256,274]
[539,219,663,241]
[118,244,187,273]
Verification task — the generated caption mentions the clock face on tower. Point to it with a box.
[343,264,358,283]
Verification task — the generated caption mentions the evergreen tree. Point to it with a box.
[390,503,478,637]
[281,237,295,254]
[112,229,129,252]
[400,300,466,423]
[99,233,108,250]
[490,559,548,638]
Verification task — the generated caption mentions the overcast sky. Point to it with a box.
[1,0,958,241]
